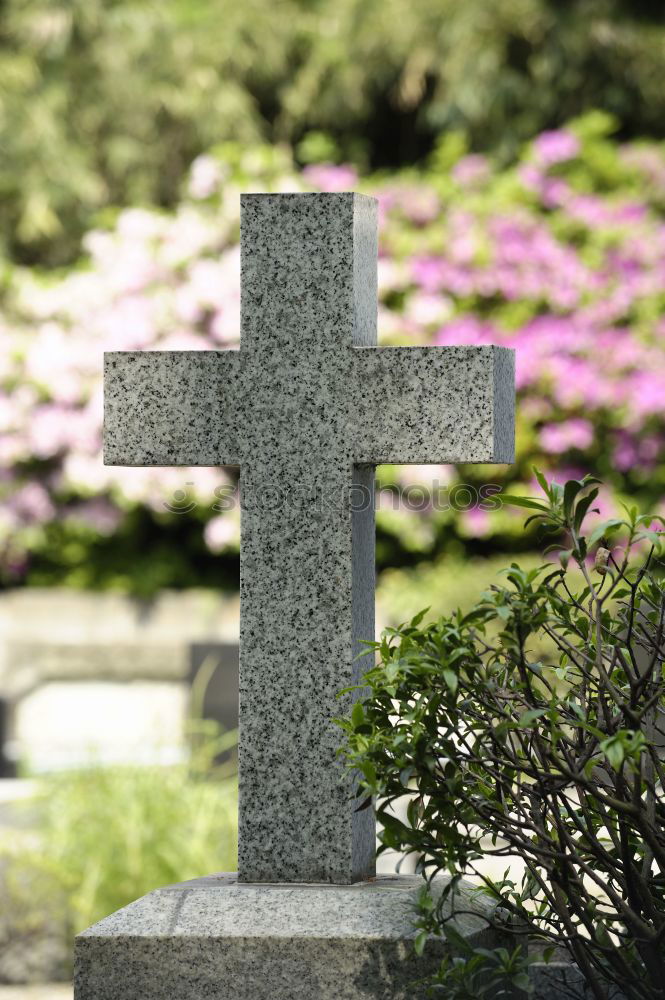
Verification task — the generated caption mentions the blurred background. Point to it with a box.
[2,0,665,991]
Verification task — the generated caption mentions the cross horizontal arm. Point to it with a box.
[351,345,514,464]
[104,351,243,466]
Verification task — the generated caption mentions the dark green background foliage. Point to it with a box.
[3,0,665,265]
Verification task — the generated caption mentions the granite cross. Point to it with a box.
[104,193,514,885]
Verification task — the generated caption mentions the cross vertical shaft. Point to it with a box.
[238,195,377,883]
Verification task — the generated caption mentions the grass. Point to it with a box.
[0,726,237,973]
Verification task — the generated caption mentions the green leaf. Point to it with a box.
[636,529,662,547]
[572,538,587,562]
[351,701,365,729]
[413,929,428,956]
[518,708,547,727]
[443,669,459,694]
[600,734,625,769]
[532,467,550,499]
[588,519,625,547]
[563,479,583,518]
[500,495,550,512]
[409,607,430,628]
[360,760,376,784]
[573,489,598,533]
[524,513,548,530]
[440,922,475,956]
[512,972,531,991]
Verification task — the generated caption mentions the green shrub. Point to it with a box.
[343,475,665,999]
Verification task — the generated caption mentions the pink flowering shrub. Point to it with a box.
[2,115,665,590]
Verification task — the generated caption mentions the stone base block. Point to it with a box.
[74,872,509,1000]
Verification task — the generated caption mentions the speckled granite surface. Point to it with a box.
[74,874,510,1000]
[104,194,515,884]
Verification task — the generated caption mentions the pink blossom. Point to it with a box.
[460,507,491,537]
[614,202,648,224]
[66,498,122,534]
[116,208,166,242]
[377,305,403,342]
[404,291,452,327]
[623,371,665,418]
[174,258,230,325]
[540,419,594,454]
[396,465,454,488]
[541,177,572,208]
[620,146,665,193]
[88,232,163,295]
[392,187,441,225]
[25,323,84,402]
[302,164,358,192]
[62,452,112,493]
[204,513,240,552]
[532,130,580,167]
[377,257,409,294]
[567,195,615,229]
[452,155,490,187]
[410,255,447,292]
[519,164,543,192]
[611,431,662,472]
[96,296,158,351]
[160,208,219,267]
[9,483,55,524]
[434,316,499,347]
[188,155,224,199]
[158,330,211,351]
[0,435,25,465]
[28,405,98,459]
[0,394,14,432]
[448,231,478,266]
[208,246,241,345]
[210,314,240,347]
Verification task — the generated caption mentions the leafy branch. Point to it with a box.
[341,473,665,1000]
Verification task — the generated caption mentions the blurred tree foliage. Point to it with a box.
[2,0,665,266]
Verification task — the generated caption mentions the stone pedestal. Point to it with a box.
[74,873,511,1000]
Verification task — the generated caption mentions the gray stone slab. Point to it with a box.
[0,589,240,773]
[103,193,515,883]
[0,589,239,696]
[74,873,510,1000]
[530,963,587,999]
[530,963,626,1000]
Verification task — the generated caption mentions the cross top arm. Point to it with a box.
[350,344,514,465]
[104,350,243,467]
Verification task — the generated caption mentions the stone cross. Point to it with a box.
[104,193,514,885]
